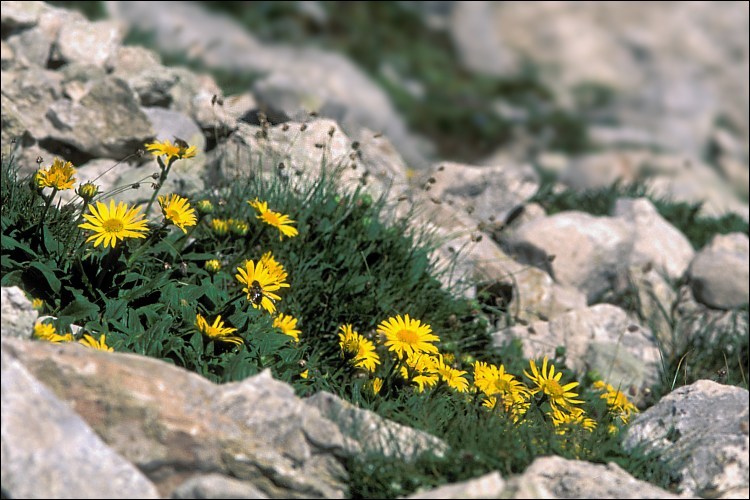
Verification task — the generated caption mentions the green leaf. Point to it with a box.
[59,294,100,321]
[27,261,61,294]
[1,234,37,258]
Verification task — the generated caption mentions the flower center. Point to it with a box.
[166,208,181,222]
[103,218,124,233]
[541,379,564,399]
[396,328,419,344]
[493,378,511,394]
[263,211,281,226]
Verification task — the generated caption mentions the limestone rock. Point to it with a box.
[624,380,749,498]
[1,287,37,339]
[689,233,750,310]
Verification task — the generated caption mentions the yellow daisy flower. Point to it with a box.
[260,251,288,282]
[593,380,639,424]
[78,333,114,352]
[31,298,45,310]
[433,356,469,392]
[158,194,197,233]
[248,199,299,240]
[369,377,384,395]
[78,200,149,248]
[195,313,243,346]
[195,199,214,216]
[377,314,439,359]
[34,322,74,343]
[235,259,290,314]
[145,139,197,162]
[274,313,301,342]
[228,218,249,236]
[35,157,77,190]
[338,324,380,372]
[524,356,583,412]
[399,352,440,392]
[550,406,597,434]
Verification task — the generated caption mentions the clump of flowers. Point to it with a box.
[158,194,197,233]
[195,313,243,346]
[78,199,149,248]
[248,199,298,240]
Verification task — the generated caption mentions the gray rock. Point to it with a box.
[504,211,635,303]
[171,473,269,499]
[0,0,56,33]
[306,391,448,462]
[494,304,661,396]
[44,76,154,159]
[56,19,124,68]
[1,287,38,339]
[448,2,749,161]
[614,198,695,281]
[689,233,749,310]
[1,347,159,499]
[2,337,350,499]
[505,455,682,499]
[405,471,505,499]
[422,161,539,227]
[624,380,749,498]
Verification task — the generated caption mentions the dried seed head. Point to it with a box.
[328,126,336,137]
[36,156,44,164]
[281,123,290,132]
[300,123,308,131]
[351,141,360,150]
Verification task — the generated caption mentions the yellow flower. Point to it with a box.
[78,333,114,352]
[300,369,309,379]
[35,157,77,190]
[274,313,301,342]
[78,200,149,248]
[76,181,99,202]
[158,194,197,233]
[399,352,440,392]
[195,199,214,216]
[593,380,639,424]
[229,218,249,236]
[235,259,290,314]
[524,357,583,412]
[260,251,288,282]
[204,259,221,273]
[145,139,197,162]
[210,218,229,236]
[248,199,298,240]
[338,324,380,372]
[34,322,73,343]
[474,361,531,420]
[432,356,469,392]
[369,377,384,395]
[31,298,44,310]
[195,313,243,346]
[550,406,597,434]
[377,314,439,359]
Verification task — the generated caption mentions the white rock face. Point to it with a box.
[1,287,37,339]
[614,197,695,281]
[689,233,750,309]
[494,304,662,394]
[1,348,160,499]
[505,211,636,303]
[624,380,750,499]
